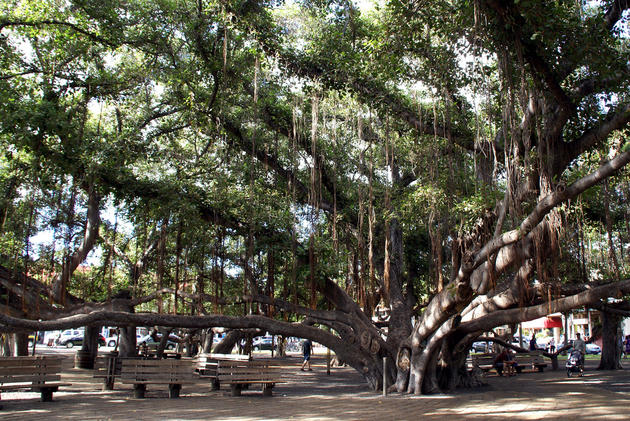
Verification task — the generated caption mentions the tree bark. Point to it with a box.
[53,185,101,305]
[14,333,28,356]
[201,329,213,353]
[598,311,622,370]
[81,325,100,361]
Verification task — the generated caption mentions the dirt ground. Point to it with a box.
[1,354,629,420]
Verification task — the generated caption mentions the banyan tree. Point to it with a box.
[0,0,629,394]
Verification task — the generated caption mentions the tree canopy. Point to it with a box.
[0,0,629,394]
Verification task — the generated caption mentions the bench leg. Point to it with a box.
[103,376,115,391]
[262,384,273,397]
[210,379,220,391]
[40,388,54,402]
[230,384,241,397]
[133,384,146,399]
[169,384,181,399]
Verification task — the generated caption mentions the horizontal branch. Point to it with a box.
[558,102,630,170]
[0,311,347,350]
[458,279,630,334]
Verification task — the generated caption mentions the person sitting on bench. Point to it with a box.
[493,348,517,376]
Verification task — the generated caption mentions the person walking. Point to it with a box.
[529,333,537,351]
[301,338,313,371]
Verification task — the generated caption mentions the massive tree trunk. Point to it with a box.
[598,311,622,370]
[118,325,137,358]
[81,326,100,359]
[201,329,213,353]
[113,292,137,358]
[14,333,28,357]
[77,326,100,368]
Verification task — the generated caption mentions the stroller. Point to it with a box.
[566,350,584,377]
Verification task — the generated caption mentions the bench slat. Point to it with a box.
[0,381,71,391]
[218,360,276,367]
[0,374,61,383]
[0,366,61,375]
[124,360,191,366]
[217,366,281,373]
[218,374,280,381]
[0,357,63,364]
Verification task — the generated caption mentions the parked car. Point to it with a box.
[106,333,144,348]
[253,336,276,351]
[585,343,601,354]
[137,334,178,351]
[471,341,493,353]
[58,333,106,348]
[511,338,530,349]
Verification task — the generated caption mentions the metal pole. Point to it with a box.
[382,357,387,396]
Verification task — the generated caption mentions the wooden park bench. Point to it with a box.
[0,356,71,406]
[120,358,194,399]
[195,353,249,390]
[470,353,497,373]
[513,352,548,373]
[470,351,548,376]
[94,353,130,390]
[217,359,282,397]
[470,353,516,376]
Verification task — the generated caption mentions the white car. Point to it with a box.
[55,328,84,346]
[105,333,144,347]
[585,343,601,354]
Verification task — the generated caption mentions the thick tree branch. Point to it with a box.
[412,147,630,346]
[473,147,630,272]
[459,279,630,334]
[556,102,630,171]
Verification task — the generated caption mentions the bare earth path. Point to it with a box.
[1,353,629,420]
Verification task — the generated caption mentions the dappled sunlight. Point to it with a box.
[0,357,628,419]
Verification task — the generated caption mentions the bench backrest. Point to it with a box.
[514,353,545,364]
[471,353,496,366]
[121,358,194,383]
[195,353,249,372]
[217,360,281,382]
[94,355,145,376]
[0,356,64,385]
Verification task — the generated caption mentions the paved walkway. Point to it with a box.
[1,355,629,420]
